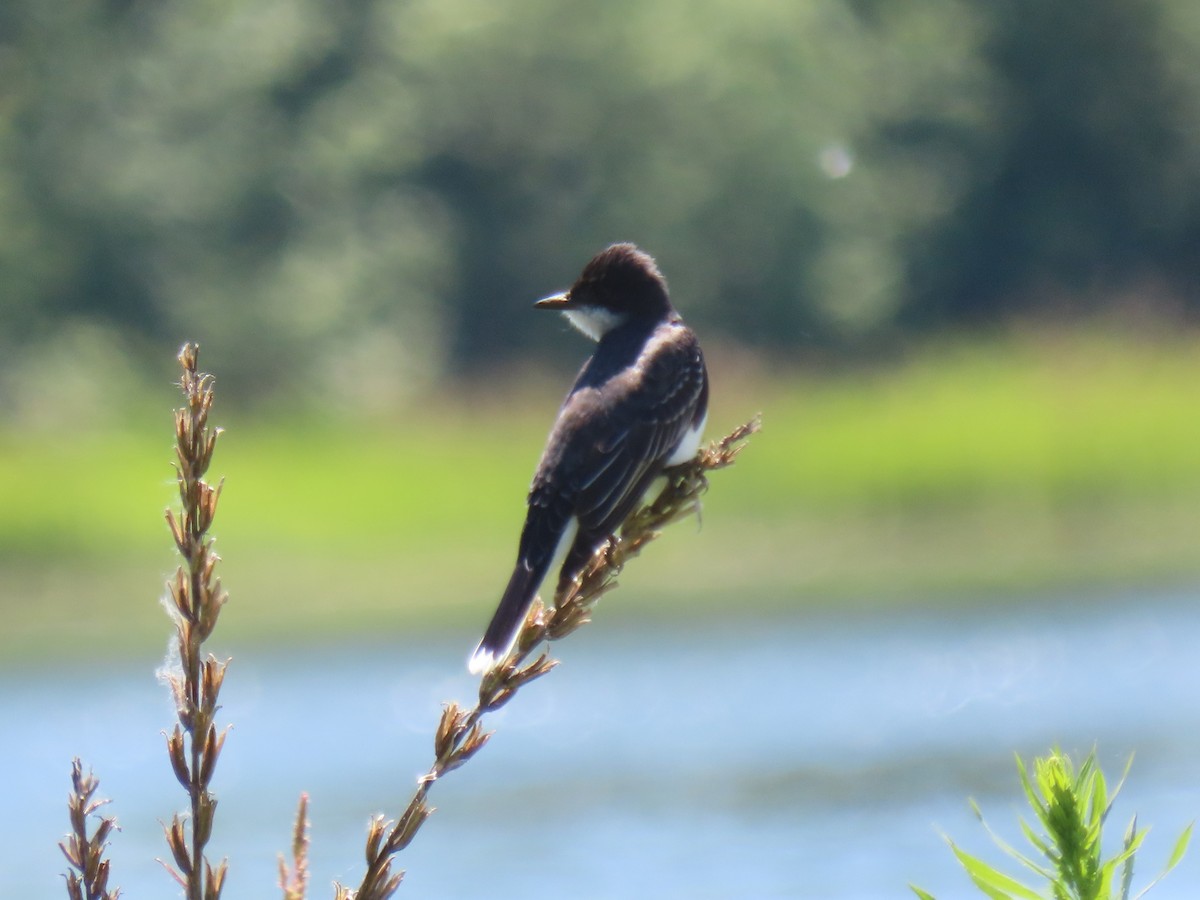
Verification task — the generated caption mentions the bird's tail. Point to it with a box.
[469,561,540,674]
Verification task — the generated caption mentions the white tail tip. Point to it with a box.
[468,645,500,675]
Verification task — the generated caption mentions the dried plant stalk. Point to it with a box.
[60,759,121,900]
[279,794,311,900]
[337,415,761,900]
[160,343,230,900]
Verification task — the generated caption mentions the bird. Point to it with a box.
[469,243,709,673]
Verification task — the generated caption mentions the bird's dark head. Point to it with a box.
[535,243,673,341]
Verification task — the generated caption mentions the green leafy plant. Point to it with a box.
[913,748,1192,900]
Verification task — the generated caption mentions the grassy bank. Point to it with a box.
[1,329,1198,663]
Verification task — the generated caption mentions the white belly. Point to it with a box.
[666,412,708,466]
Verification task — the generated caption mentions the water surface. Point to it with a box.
[3,588,1198,898]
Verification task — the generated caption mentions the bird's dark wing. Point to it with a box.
[530,325,708,546]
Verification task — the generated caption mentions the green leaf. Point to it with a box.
[1118,837,1136,900]
[1106,753,1136,819]
[1130,821,1192,900]
[951,844,1044,900]
[1165,822,1192,871]
[909,885,938,900]
[1107,816,1146,871]
[1091,763,1109,827]
[1018,818,1055,866]
[1017,755,1049,825]
[1117,815,1140,900]
[968,797,1048,877]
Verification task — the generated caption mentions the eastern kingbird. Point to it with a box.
[469,243,709,673]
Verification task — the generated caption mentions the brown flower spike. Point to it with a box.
[160,343,230,900]
[60,759,120,900]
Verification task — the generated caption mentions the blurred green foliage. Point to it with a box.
[1,330,1198,664]
[3,330,1197,561]
[2,0,1199,411]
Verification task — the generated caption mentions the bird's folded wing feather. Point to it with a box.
[564,338,707,536]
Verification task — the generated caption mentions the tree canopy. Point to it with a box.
[2,0,1198,408]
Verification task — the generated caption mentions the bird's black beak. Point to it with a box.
[534,290,573,310]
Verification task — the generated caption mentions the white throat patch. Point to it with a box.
[563,306,626,341]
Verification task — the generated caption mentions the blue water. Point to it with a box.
[3,588,1198,898]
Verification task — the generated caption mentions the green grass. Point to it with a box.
[743,330,1200,511]
[2,328,1199,663]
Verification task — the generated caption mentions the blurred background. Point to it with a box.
[2,1,1199,897]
